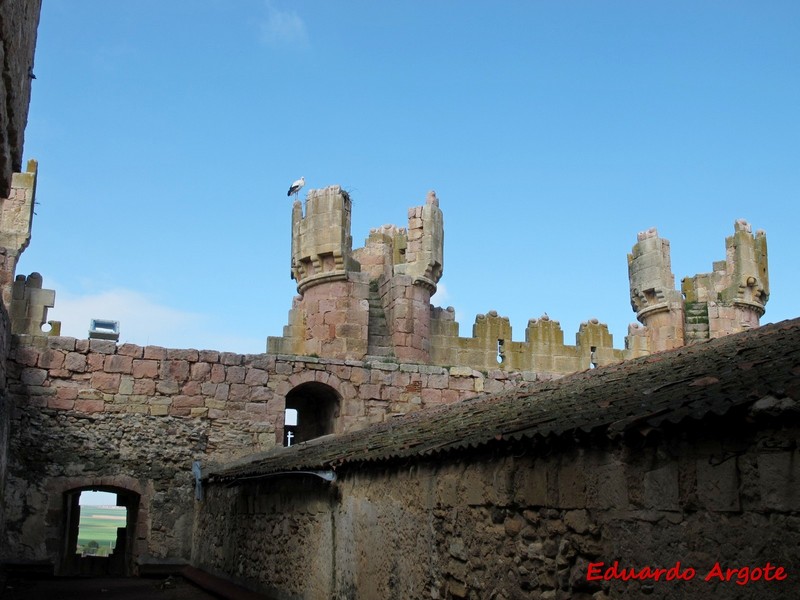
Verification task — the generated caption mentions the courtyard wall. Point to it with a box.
[194,421,800,600]
[1,334,530,570]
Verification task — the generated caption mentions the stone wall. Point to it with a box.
[0,302,10,540]
[194,418,800,600]
[1,334,534,570]
[0,0,42,562]
[0,0,40,198]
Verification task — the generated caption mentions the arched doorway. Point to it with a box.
[60,486,140,576]
[284,382,341,446]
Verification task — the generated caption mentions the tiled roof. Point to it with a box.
[206,318,800,482]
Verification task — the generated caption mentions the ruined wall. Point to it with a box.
[1,335,535,570]
[0,0,40,198]
[0,302,10,540]
[0,0,41,556]
[194,419,800,600]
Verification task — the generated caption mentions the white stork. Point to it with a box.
[287,176,305,199]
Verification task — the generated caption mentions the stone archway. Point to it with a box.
[284,382,341,446]
[59,485,140,577]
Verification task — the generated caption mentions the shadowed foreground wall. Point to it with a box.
[194,418,800,600]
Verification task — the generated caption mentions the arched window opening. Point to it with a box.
[76,491,127,557]
[60,486,140,577]
[284,382,340,446]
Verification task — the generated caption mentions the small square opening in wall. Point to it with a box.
[89,319,120,341]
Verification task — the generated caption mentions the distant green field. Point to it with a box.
[77,506,127,554]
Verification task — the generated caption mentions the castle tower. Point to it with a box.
[268,186,370,360]
[0,159,37,308]
[681,219,768,340]
[377,191,444,362]
[627,221,769,353]
[268,188,444,363]
[627,228,685,352]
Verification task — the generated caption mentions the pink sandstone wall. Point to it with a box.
[1,334,539,570]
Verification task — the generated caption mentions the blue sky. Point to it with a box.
[18,1,799,354]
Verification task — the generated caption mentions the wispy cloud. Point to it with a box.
[431,282,450,307]
[259,1,309,48]
[47,287,264,353]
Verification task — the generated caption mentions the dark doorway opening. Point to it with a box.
[60,487,140,576]
[284,382,340,446]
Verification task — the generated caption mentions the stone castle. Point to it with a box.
[1,4,798,599]
[268,184,768,374]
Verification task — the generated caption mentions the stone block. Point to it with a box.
[226,366,246,384]
[210,364,226,383]
[220,352,241,366]
[143,345,167,360]
[229,383,250,401]
[275,361,293,375]
[214,384,230,401]
[156,380,180,395]
[150,404,169,416]
[104,354,133,374]
[116,343,143,357]
[38,349,65,370]
[86,353,105,371]
[47,396,74,410]
[514,461,548,506]
[199,350,220,363]
[75,399,105,413]
[167,348,199,361]
[643,464,679,510]
[181,381,201,396]
[190,362,211,380]
[696,456,740,511]
[161,359,190,381]
[758,450,800,511]
[359,383,382,400]
[91,372,121,393]
[65,352,87,372]
[20,367,47,385]
[14,346,39,366]
[89,339,117,354]
[56,386,79,402]
[47,336,76,351]
[133,379,155,395]
[119,375,134,395]
[173,395,204,408]
[559,455,588,509]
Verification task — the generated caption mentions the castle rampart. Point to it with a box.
[270,187,769,375]
[1,333,537,571]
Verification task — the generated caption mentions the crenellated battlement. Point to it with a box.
[270,187,445,362]
[0,159,38,308]
[270,189,770,377]
[627,220,769,351]
[291,185,359,293]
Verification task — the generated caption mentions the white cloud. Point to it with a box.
[259,2,309,47]
[46,287,264,353]
[431,282,450,306]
